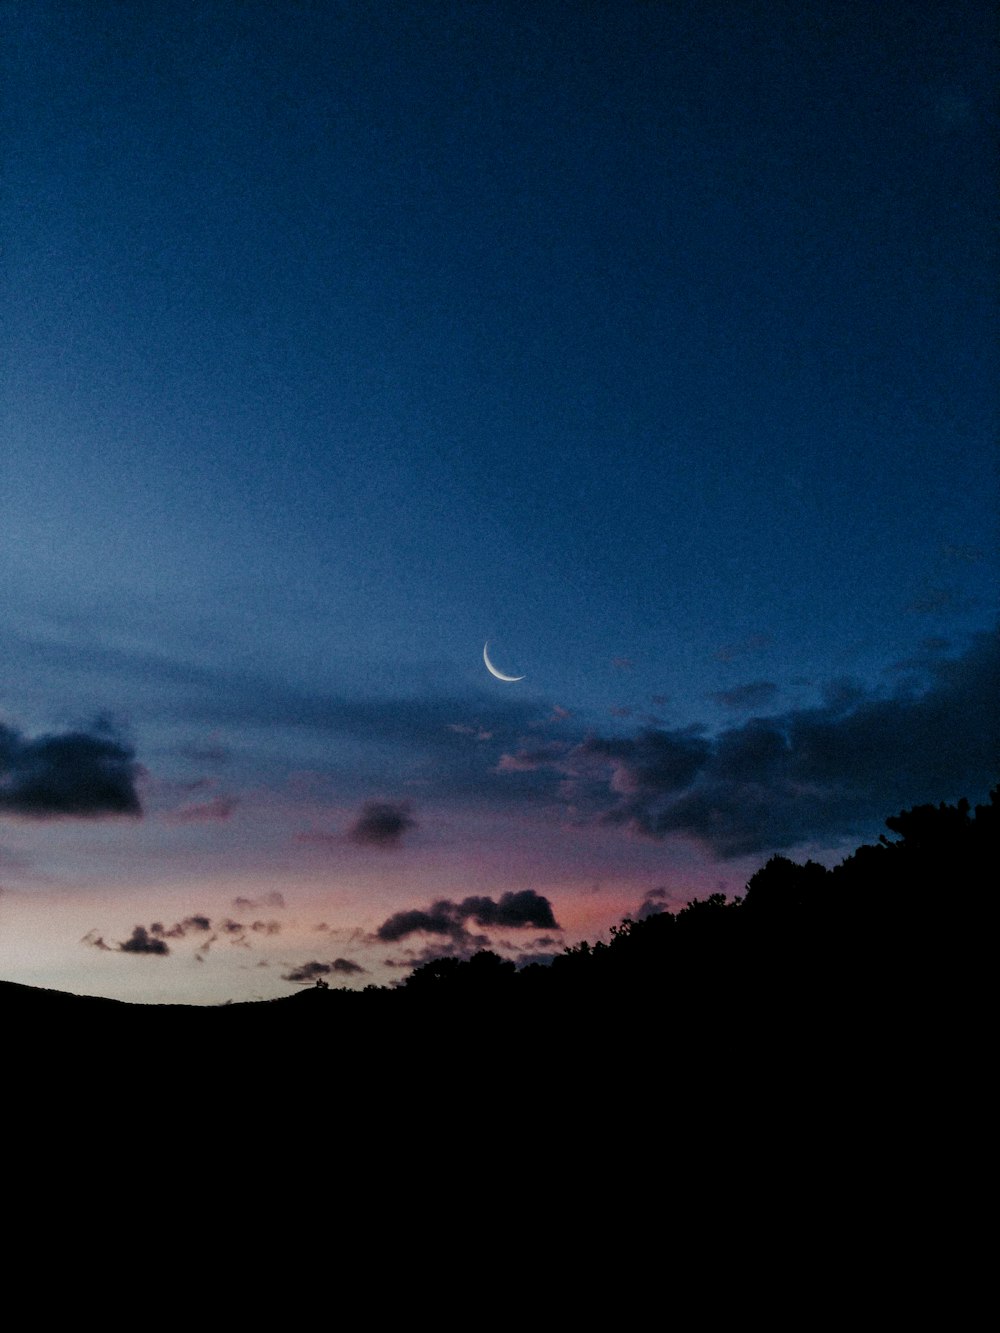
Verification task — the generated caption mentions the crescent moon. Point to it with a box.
[483,641,525,682]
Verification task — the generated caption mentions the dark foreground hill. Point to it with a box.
[5,789,993,1144]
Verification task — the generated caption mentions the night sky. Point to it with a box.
[3,2,996,1004]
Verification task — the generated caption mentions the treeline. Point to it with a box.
[393,786,997,1010]
[8,788,994,1128]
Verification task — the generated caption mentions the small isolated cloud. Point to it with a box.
[282,957,367,984]
[609,706,633,718]
[612,657,634,671]
[233,891,286,910]
[709,681,779,711]
[81,929,112,951]
[376,889,560,944]
[347,800,416,848]
[118,925,169,956]
[550,705,573,722]
[635,888,671,920]
[0,721,142,818]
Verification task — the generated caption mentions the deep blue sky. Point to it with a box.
[2,2,996,1002]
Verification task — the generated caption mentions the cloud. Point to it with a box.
[375,902,464,943]
[109,915,270,953]
[497,629,999,859]
[347,800,416,847]
[250,920,282,936]
[81,929,113,951]
[635,888,671,920]
[233,892,286,910]
[282,957,367,984]
[330,957,366,974]
[282,960,332,984]
[376,890,560,944]
[0,721,141,818]
[495,743,571,773]
[118,925,169,956]
[708,681,779,711]
[159,914,212,938]
[612,657,634,671]
[462,890,560,931]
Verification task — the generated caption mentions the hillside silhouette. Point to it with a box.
[6,787,994,1131]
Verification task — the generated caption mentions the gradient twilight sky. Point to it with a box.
[2,2,997,1004]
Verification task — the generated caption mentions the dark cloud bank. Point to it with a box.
[499,630,999,858]
[0,722,141,817]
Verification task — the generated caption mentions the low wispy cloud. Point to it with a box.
[0,721,141,818]
[82,913,280,958]
[496,743,569,774]
[282,957,367,984]
[233,891,286,910]
[159,914,212,938]
[447,723,493,741]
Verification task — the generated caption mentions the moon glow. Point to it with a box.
[483,641,525,682]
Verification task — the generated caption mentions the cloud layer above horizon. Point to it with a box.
[495,629,999,857]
